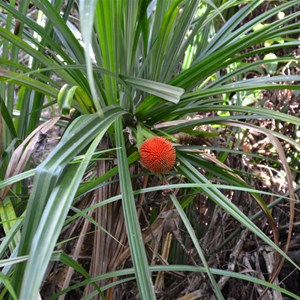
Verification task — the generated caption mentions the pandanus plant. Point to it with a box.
[0,0,300,299]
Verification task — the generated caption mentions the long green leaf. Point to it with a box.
[0,271,17,300]
[19,130,107,299]
[0,26,74,83]
[12,106,126,297]
[122,76,184,104]
[115,117,156,299]
[79,0,104,114]
[32,0,85,65]
[0,70,58,97]
[50,265,300,300]
[169,193,224,299]
[177,152,300,271]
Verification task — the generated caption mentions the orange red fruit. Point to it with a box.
[139,137,176,173]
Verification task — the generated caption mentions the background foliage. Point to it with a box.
[0,0,300,299]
